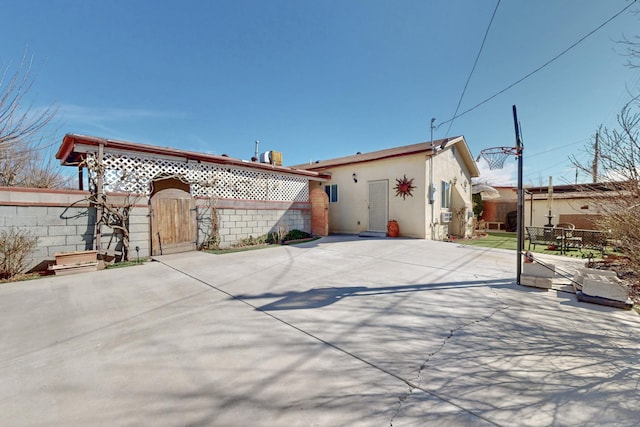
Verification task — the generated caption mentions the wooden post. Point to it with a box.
[78,165,83,191]
[95,142,104,252]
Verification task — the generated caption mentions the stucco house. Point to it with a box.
[479,182,626,231]
[292,136,480,239]
[523,182,623,229]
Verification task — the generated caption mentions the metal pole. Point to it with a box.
[513,105,524,286]
[429,118,435,240]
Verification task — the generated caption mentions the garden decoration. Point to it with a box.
[394,174,415,199]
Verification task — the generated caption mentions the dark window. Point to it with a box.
[324,184,338,203]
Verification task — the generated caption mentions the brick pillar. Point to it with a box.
[310,187,329,236]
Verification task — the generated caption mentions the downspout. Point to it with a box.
[429,118,436,240]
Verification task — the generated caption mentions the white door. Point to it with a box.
[368,180,388,232]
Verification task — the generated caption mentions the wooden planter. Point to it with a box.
[55,250,98,266]
[51,250,99,276]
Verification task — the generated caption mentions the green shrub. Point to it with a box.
[284,230,311,241]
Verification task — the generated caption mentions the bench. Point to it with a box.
[485,221,503,231]
[563,228,608,255]
[525,226,564,250]
[525,226,607,255]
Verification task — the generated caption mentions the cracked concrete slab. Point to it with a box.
[1,235,638,426]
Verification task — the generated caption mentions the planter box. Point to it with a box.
[55,250,98,266]
[50,262,99,276]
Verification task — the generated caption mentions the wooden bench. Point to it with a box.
[485,221,503,231]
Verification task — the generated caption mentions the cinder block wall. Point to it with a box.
[196,199,312,248]
[99,194,150,260]
[0,187,312,272]
[0,188,152,271]
[0,187,98,271]
[127,206,150,260]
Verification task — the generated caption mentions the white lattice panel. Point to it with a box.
[87,153,308,202]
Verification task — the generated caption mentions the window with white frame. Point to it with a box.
[324,184,338,203]
[441,180,451,209]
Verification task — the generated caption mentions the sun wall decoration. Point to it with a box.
[394,174,415,200]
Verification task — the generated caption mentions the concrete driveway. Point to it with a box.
[1,236,639,426]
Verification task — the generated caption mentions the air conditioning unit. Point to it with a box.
[259,150,283,166]
[259,151,271,163]
[441,211,452,223]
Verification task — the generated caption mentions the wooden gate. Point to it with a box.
[150,187,197,255]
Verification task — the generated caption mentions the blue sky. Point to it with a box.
[2,0,639,186]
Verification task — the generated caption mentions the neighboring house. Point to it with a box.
[473,182,626,232]
[55,134,330,255]
[479,186,517,231]
[292,137,480,239]
[523,182,620,229]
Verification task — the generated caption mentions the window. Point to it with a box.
[441,180,451,209]
[325,184,338,203]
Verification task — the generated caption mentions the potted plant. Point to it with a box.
[387,220,399,238]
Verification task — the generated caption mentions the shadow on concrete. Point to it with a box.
[236,279,514,311]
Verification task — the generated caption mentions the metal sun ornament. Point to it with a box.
[394,174,415,199]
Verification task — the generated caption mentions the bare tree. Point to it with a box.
[0,53,64,187]
[571,97,640,291]
[0,138,67,187]
[619,8,640,69]
[75,157,143,262]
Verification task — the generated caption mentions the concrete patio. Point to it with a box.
[1,236,638,426]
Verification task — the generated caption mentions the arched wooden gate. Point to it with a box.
[150,177,197,255]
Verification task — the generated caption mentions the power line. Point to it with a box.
[438,0,638,128]
[444,0,500,137]
[525,138,589,159]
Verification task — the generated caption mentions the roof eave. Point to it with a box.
[58,134,330,181]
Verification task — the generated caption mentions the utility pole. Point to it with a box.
[592,131,599,183]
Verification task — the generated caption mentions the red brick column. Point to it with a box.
[310,188,329,236]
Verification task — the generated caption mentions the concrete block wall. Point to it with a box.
[0,187,312,272]
[97,194,150,260]
[0,188,97,271]
[127,206,150,259]
[217,208,310,247]
[197,199,312,248]
[0,187,152,272]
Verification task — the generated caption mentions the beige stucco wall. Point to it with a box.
[317,144,475,239]
[430,146,474,238]
[524,195,603,228]
[312,154,426,237]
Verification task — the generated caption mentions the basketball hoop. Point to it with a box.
[478,146,519,170]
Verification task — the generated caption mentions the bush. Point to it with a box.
[0,228,38,280]
[284,230,311,241]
